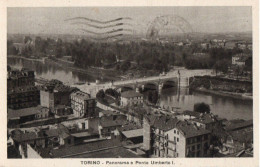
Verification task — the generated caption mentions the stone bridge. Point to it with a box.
[73,69,214,97]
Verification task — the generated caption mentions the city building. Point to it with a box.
[236,41,252,50]
[53,105,72,116]
[7,68,35,90]
[40,79,78,111]
[25,137,142,158]
[200,43,210,50]
[8,106,49,128]
[70,91,97,117]
[219,120,253,155]
[143,115,211,158]
[190,113,225,131]
[120,90,143,107]
[232,53,251,66]
[98,115,127,137]
[8,86,40,110]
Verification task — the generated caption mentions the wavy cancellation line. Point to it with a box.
[71,22,133,29]
[64,17,132,24]
[79,28,133,35]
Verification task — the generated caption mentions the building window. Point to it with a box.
[204,134,208,140]
[174,130,176,134]
[174,136,176,141]
[197,151,200,157]
[197,144,201,149]
[197,136,201,142]
[177,138,179,142]
[176,153,178,157]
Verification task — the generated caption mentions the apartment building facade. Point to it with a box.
[143,115,211,158]
[71,91,96,118]
[120,90,143,107]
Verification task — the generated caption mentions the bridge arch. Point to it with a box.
[143,82,158,91]
[162,80,177,89]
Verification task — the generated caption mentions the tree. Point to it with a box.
[55,38,63,58]
[96,89,105,99]
[194,102,210,113]
[7,40,18,55]
[105,88,120,99]
[214,59,229,75]
[120,60,131,72]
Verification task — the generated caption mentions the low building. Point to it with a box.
[201,43,210,50]
[143,115,211,158]
[221,120,253,155]
[71,91,97,118]
[26,137,142,158]
[8,106,49,128]
[53,105,72,116]
[225,119,253,132]
[98,107,121,117]
[98,115,127,138]
[121,128,143,144]
[236,41,252,50]
[120,90,143,107]
[232,53,251,66]
[190,113,225,131]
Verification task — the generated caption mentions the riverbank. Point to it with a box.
[8,55,122,82]
[8,55,45,62]
[194,87,253,100]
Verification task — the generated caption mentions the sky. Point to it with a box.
[7,7,252,35]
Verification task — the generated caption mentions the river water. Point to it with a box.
[8,57,253,120]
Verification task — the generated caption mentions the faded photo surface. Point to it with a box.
[2,2,258,167]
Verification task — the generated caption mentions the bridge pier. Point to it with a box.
[178,77,189,87]
[158,83,163,94]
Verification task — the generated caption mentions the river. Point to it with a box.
[8,57,253,121]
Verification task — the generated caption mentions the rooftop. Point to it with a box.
[100,115,127,128]
[191,113,222,124]
[8,68,34,79]
[47,138,122,158]
[68,146,142,158]
[8,86,39,94]
[40,79,73,93]
[121,90,143,98]
[71,90,92,100]
[71,131,98,138]
[145,115,210,138]
[118,121,142,131]
[176,120,211,138]
[11,124,71,143]
[121,129,143,139]
[8,106,45,119]
[182,110,201,118]
[228,128,253,143]
[225,120,253,131]
[98,108,121,116]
